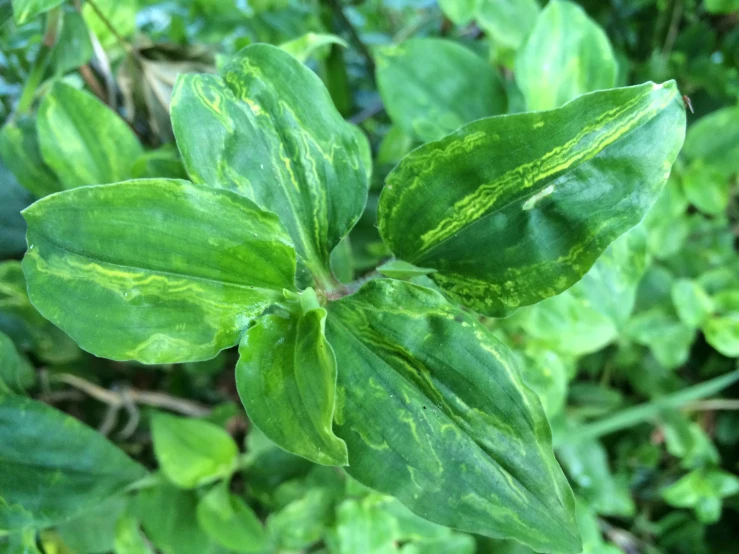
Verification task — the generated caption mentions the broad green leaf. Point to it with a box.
[151,412,239,489]
[38,83,143,188]
[11,0,62,24]
[682,106,739,177]
[0,394,147,531]
[115,514,154,554]
[0,261,80,364]
[626,307,695,369]
[279,32,347,62]
[22,179,296,363]
[334,497,398,554]
[437,0,478,25]
[137,483,224,554]
[379,82,685,317]
[375,38,506,143]
[171,44,367,286]
[196,482,267,552]
[51,7,93,74]
[236,291,348,466]
[477,0,540,63]
[0,163,32,259]
[681,161,730,215]
[57,496,127,554]
[376,260,435,280]
[515,0,617,111]
[82,0,137,49]
[0,118,62,197]
[326,280,580,554]
[671,279,713,327]
[705,0,739,12]
[0,331,34,394]
[661,469,739,524]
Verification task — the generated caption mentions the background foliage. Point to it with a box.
[1,0,738,553]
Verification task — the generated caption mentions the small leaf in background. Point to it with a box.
[680,161,730,215]
[326,280,580,554]
[0,163,32,259]
[683,106,739,178]
[379,82,685,317]
[37,83,143,188]
[574,501,622,554]
[661,410,719,470]
[0,331,34,394]
[236,291,348,466]
[22,179,296,363]
[477,0,541,66]
[51,6,93,75]
[115,514,154,554]
[626,306,695,369]
[131,146,189,180]
[267,488,333,551]
[376,260,435,280]
[11,0,63,24]
[0,117,62,197]
[151,412,239,489]
[375,38,506,143]
[334,497,398,554]
[172,43,368,286]
[376,125,414,166]
[671,279,713,327]
[279,32,347,62]
[661,468,739,523]
[0,261,80,365]
[515,0,617,110]
[643,176,689,259]
[137,482,222,554]
[196,482,267,553]
[705,0,739,13]
[0,394,147,531]
[437,0,478,25]
[703,314,739,357]
[82,0,137,49]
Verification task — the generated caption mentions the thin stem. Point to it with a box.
[662,0,683,57]
[323,0,375,76]
[569,370,739,444]
[15,7,62,115]
[684,399,739,411]
[86,0,135,55]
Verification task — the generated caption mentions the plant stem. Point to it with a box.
[15,7,62,115]
[86,0,135,55]
[571,369,739,443]
[323,0,375,75]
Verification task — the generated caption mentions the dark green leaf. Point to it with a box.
[37,83,142,188]
[171,44,367,286]
[0,163,32,258]
[0,331,34,394]
[0,118,62,197]
[379,82,685,316]
[515,0,617,110]
[236,290,348,466]
[22,179,296,363]
[56,496,127,554]
[376,38,506,143]
[326,279,580,553]
[0,394,147,532]
[151,412,239,489]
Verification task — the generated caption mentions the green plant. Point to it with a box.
[2,1,739,554]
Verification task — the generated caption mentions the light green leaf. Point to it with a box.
[326,280,580,554]
[267,488,333,550]
[334,497,398,554]
[401,534,476,554]
[196,482,267,553]
[52,7,94,74]
[137,483,224,554]
[151,412,239,489]
[0,331,34,394]
[0,394,147,532]
[671,279,713,328]
[437,0,478,25]
[375,38,506,143]
[279,32,347,63]
[0,261,79,364]
[477,0,540,64]
[0,118,62,197]
[171,44,367,286]
[22,179,296,364]
[626,307,695,369]
[236,291,348,466]
[681,160,730,215]
[376,260,435,280]
[703,315,739,357]
[661,468,739,524]
[38,83,143,188]
[705,0,739,13]
[82,0,137,49]
[11,0,62,24]
[683,106,739,177]
[115,514,155,554]
[379,82,685,317]
[515,0,617,111]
